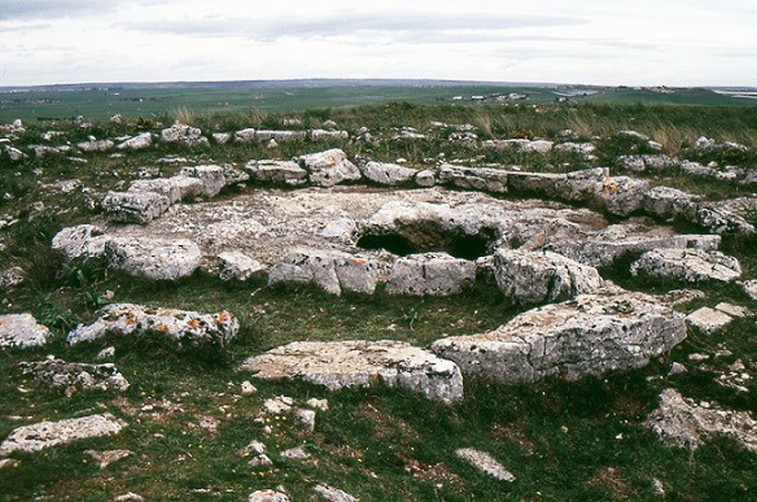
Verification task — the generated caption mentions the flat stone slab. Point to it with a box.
[0,413,127,455]
[631,248,741,283]
[686,307,733,335]
[0,314,53,350]
[431,289,687,382]
[105,237,202,280]
[67,303,239,350]
[385,252,476,296]
[455,448,515,482]
[646,388,757,452]
[240,340,464,404]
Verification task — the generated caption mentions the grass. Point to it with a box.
[0,100,755,500]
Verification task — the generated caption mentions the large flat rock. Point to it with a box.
[0,413,127,455]
[431,290,687,382]
[0,314,53,350]
[240,340,464,404]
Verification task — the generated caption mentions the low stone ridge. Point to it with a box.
[0,413,127,455]
[0,314,53,350]
[509,167,608,203]
[431,290,687,383]
[102,191,171,224]
[646,388,757,452]
[630,248,742,283]
[313,484,357,502]
[67,303,239,350]
[240,340,464,404]
[244,159,308,186]
[297,149,361,187]
[361,161,418,186]
[438,164,509,193]
[268,248,391,296]
[105,237,202,280]
[386,252,476,296]
[19,357,130,392]
[217,251,266,281]
[455,448,516,482]
[491,248,604,305]
[483,138,553,153]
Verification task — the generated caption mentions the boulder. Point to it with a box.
[0,413,127,455]
[415,169,436,187]
[554,142,596,157]
[105,237,202,280]
[431,290,687,382]
[592,176,651,216]
[244,159,308,186]
[455,448,515,482]
[0,314,53,350]
[386,253,476,296]
[630,248,741,283]
[741,279,757,301]
[313,485,357,502]
[178,165,227,198]
[52,224,110,259]
[361,161,417,186]
[19,357,130,392]
[212,132,231,144]
[686,307,733,335]
[491,248,604,306]
[297,149,361,187]
[691,204,755,236]
[217,251,266,281]
[102,191,171,224]
[160,123,208,147]
[67,303,239,349]
[76,139,114,152]
[268,248,390,296]
[616,154,679,173]
[646,388,757,452]
[438,164,509,193]
[0,266,25,292]
[234,128,256,142]
[248,490,289,502]
[642,187,700,220]
[240,340,464,404]
[116,132,152,150]
[128,176,203,204]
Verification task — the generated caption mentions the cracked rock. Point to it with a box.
[298,149,361,187]
[102,191,171,224]
[630,248,741,283]
[386,252,476,296]
[19,357,130,392]
[105,237,202,280]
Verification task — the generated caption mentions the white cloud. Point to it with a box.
[0,0,754,86]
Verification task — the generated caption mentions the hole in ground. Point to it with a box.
[357,228,495,260]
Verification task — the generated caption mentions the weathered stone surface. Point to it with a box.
[85,449,132,469]
[455,448,515,482]
[280,445,310,460]
[218,252,266,281]
[508,168,608,203]
[484,138,553,153]
[67,303,239,349]
[128,176,203,204]
[105,237,202,280]
[415,170,436,187]
[298,149,361,187]
[438,164,508,193]
[616,154,679,173]
[212,132,231,144]
[178,165,227,197]
[491,248,604,305]
[19,357,130,392]
[77,139,114,152]
[686,307,733,335]
[234,128,256,142]
[386,253,476,296]
[114,492,144,502]
[310,129,349,141]
[0,266,25,292]
[692,204,755,236]
[244,160,308,186]
[642,186,699,220]
[52,224,110,259]
[630,248,742,283]
[431,290,687,382]
[240,340,464,404]
[646,388,757,452]
[268,248,390,296]
[160,123,209,147]
[361,161,417,186]
[554,142,596,156]
[248,490,289,502]
[313,484,357,502]
[592,176,651,216]
[255,130,307,141]
[0,413,127,455]
[102,191,171,224]
[714,302,749,318]
[740,280,757,301]
[116,132,152,150]
[0,314,53,350]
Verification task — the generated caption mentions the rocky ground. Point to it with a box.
[0,105,755,500]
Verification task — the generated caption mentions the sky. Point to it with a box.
[0,0,755,87]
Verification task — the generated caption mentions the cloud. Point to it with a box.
[122,11,587,42]
[0,0,173,21]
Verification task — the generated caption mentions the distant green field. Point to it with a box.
[0,83,751,123]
